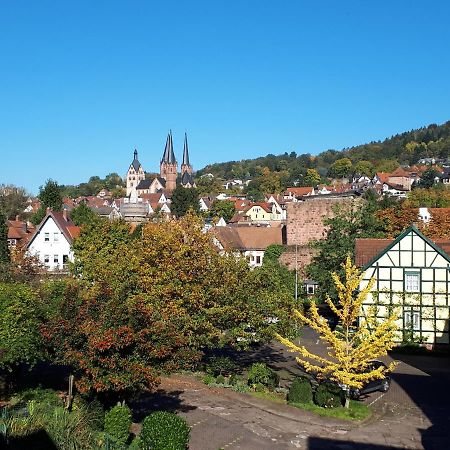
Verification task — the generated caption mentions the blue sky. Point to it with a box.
[1,1,450,193]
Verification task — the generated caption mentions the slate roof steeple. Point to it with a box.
[161,130,176,164]
[182,133,190,167]
[132,149,141,171]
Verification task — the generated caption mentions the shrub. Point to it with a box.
[104,404,132,446]
[215,374,225,385]
[140,411,190,450]
[288,377,313,404]
[314,382,344,408]
[128,436,142,449]
[203,374,215,385]
[254,382,266,392]
[247,363,279,390]
[205,356,236,376]
[229,374,239,386]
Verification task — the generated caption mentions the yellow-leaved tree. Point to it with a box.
[276,256,398,407]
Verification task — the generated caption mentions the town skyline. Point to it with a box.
[1,1,450,192]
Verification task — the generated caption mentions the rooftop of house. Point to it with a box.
[214,225,283,251]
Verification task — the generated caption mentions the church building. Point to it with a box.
[125,131,195,197]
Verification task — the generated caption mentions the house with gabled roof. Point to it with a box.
[356,225,450,347]
[213,225,283,268]
[26,209,80,271]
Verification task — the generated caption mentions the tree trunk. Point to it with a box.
[344,395,350,409]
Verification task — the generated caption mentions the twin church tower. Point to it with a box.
[126,131,195,196]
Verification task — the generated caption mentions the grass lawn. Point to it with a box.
[289,400,371,421]
[249,390,287,404]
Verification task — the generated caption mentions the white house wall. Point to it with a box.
[360,229,450,345]
[27,217,74,271]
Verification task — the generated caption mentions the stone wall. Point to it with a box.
[279,245,317,276]
[286,196,357,246]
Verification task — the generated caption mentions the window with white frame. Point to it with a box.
[54,255,59,264]
[44,232,50,242]
[405,272,420,292]
[404,310,420,331]
[44,255,50,264]
[54,232,59,242]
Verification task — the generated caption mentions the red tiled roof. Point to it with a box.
[390,167,410,177]
[214,226,282,251]
[245,202,272,213]
[284,187,314,196]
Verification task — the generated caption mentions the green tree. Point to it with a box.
[327,158,352,178]
[209,200,235,222]
[417,168,439,189]
[70,202,99,226]
[44,215,296,396]
[303,168,321,186]
[0,283,43,371]
[0,209,10,264]
[0,184,29,220]
[31,179,63,225]
[171,186,200,217]
[195,176,223,196]
[354,160,375,178]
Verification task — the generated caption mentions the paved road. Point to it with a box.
[134,331,450,450]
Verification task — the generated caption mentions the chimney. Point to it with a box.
[15,215,19,221]
[63,209,68,221]
[46,207,51,214]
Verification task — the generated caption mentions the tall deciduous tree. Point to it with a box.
[303,168,321,186]
[171,186,199,217]
[0,184,29,219]
[43,214,296,396]
[277,257,398,407]
[209,200,235,222]
[31,179,63,225]
[0,283,43,371]
[70,202,99,226]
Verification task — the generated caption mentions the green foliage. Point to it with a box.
[314,382,344,408]
[45,214,296,396]
[247,363,279,390]
[291,399,371,421]
[128,436,142,450]
[171,185,200,217]
[215,374,225,384]
[0,283,43,370]
[327,158,352,178]
[202,374,215,385]
[209,200,235,222]
[416,168,440,188]
[104,404,132,446]
[205,356,236,376]
[287,377,313,404]
[262,244,285,263]
[61,172,125,198]
[0,210,10,264]
[140,411,190,450]
[31,179,63,225]
[70,202,99,226]
[0,184,29,220]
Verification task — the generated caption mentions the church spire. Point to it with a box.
[182,133,190,167]
[161,130,176,164]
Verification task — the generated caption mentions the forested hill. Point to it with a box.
[197,121,450,181]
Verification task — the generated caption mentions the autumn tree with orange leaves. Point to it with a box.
[43,214,296,397]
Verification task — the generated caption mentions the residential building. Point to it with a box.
[26,209,80,271]
[213,225,283,268]
[356,226,450,347]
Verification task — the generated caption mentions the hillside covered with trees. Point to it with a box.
[197,121,450,190]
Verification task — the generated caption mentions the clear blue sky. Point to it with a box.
[1,1,450,194]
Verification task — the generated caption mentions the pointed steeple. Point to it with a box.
[161,130,176,164]
[182,133,190,167]
[131,148,140,171]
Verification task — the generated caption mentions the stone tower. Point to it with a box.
[126,149,145,196]
[160,131,178,191]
